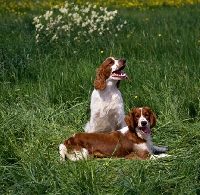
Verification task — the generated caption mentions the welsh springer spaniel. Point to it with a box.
[59,107,169,161]
[84,57,129,133]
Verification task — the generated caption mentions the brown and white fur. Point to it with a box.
[84,57,129,133]
[59,107,169,161]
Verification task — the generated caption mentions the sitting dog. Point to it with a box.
[84,57,129,133]
[59,107,169,161]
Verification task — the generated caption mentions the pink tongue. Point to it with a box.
[141,127,151,135]
[125,74,130,81]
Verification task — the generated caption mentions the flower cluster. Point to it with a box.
[1,0,200,14]
[91,0,200,9]
[32,1,127,43]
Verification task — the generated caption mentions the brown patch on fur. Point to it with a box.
[94,58,115,90]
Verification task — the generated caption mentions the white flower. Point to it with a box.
[64,2,68,7]
[82,7,90,13]
[96,18,101,23]
[54,5,59,9]
[35,23,43,30]
[32,1,127,43]
[62,25,70,31]
[91,11,97,16]
[74,5,79,11]
[43,11,53,20]
[36,34,39,42]
[51,34,58,41]
[59,7,68,14]
[82,22,87,27]
[33,16,39,24]
[88,29,94,34]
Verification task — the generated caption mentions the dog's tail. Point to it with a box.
[59,143,67,161]
[59,142,89,161]
[152,145,168,154]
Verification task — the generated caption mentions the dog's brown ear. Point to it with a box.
[94,67,107,90]
[124,109,135,131]
[149,109,157,128]
[94,58,112,90]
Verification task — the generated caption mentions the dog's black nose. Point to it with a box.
[141,121,147,126]
[119,58,126,63]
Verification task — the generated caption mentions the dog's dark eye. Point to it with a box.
[145,113,149,117]
[135,114,139,118]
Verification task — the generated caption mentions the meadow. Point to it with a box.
[0,0,200,194]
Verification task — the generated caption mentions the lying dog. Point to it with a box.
[59,107,169,161]
[84,57,129,133]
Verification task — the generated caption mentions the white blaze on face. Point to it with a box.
[110,57,119,72]
[138,107,148,127]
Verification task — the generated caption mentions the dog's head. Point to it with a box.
[94,57,129,90]
[124,107,156,135]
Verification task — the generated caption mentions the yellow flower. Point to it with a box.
[100,50,104,54]
[105,162,109,166]
[198,40,200,43]
[134,96,138,99]
[158,34,162,37]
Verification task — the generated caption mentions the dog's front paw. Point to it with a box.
[150,153,171,160]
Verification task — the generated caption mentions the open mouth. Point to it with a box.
[138,127,151,135]
[111,71,130,80]
[111,65,130,81]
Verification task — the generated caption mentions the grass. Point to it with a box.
[0,1,200,194]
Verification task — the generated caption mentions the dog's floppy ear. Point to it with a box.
[124,108,135,131]
[149,108,157,128]
[94,58,113,90]
[94,67,107,90]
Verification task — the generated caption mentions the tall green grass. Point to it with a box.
[0,2,200,194]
